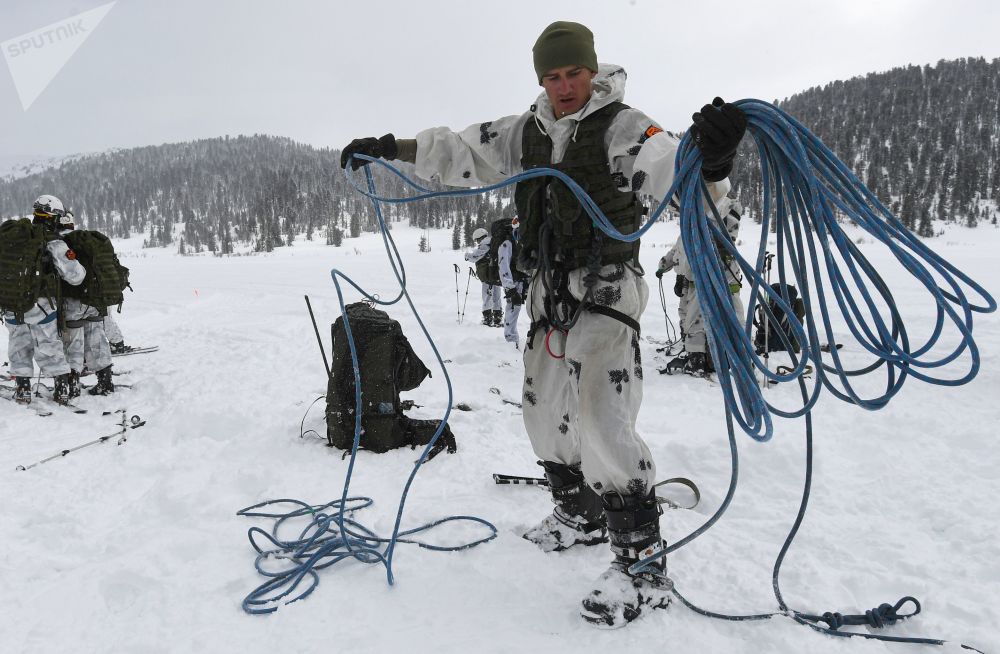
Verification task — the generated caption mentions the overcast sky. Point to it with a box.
[2,0,999,160]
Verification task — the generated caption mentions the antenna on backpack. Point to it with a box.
[304,295,331,379]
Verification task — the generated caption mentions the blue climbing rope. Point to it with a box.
[239,99,992,651]
[237,165,498,615]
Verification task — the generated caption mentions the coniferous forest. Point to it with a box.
[0,57,996,251]
[733,56,1000,234]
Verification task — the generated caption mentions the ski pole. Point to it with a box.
[762,251,774,387]
[16,412,146,471]
[453,263,461,324]
[304,295,331,379]
[658,276,680,352]
[493,473,549,486]
[460,267,473,324]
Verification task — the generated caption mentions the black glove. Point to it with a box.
[690,97,747,182]
[505,287,524,306]
[674,275,687,298]
[340,133,398,170]
[655,268,665,279]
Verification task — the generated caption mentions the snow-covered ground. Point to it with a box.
[1,220,998,654]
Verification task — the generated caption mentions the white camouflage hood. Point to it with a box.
[531,63,629,129]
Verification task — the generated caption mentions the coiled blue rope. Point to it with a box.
[239,99,992,651]
[237,165,498,615]
[678,99,994,442]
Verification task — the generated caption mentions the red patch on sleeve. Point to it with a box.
[65,249,76,260]
[645,125,663,139]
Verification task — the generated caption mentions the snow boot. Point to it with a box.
[14,376,32,404]
[88,365,115,395]
[659,351,688,375]
[482,310,493,326]
[580,491,673,628]
[67,370,81,399]
[522,461,608,552]
[684,352,713,376]
[110,341,132,354]
[52,373,71,405]
[491,309,504,327]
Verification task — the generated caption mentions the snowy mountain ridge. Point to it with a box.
[1,57,997,250]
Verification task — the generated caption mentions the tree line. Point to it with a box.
[1,57,996,250]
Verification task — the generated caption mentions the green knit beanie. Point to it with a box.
[532,21,598,84]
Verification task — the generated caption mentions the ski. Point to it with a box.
[0,386,54,416]
[15,413,147,471]
[493,473,549,486]
[80,368,130,377]
[112,346,158,357]
[0,382,87,414]
[493,473,701,510]
[489,387,522,408]
[81,383,133,392]
[764,364,814,387]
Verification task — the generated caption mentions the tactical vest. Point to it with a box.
[0,219,62,321]
[514,102,642,273]
[474,247,491,283]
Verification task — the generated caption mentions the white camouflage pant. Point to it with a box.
[4,312,71,378]
[680,281,745,355]
[481,283,502,311]
[522,263,654,495]
[503,281,524,345]
[61,298,112,372]
[104,314,124,344]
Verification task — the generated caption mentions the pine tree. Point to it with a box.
[452,221,462,250]
[917,206,933,237]
[418,235,429,252]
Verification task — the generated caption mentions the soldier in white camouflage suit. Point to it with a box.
[658,198,745,375]
[57,211,115,397]
[464,227,503,327]
[339,21,746,627]
[497,218,525,348]
[3,196,85,404]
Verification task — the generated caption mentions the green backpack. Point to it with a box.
[326,303,455,456]
[62,230,130,313]
[0,218,60,321]
[481,218,528,286]
[754,283,807,354]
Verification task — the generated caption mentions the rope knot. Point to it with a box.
[821,611,845,630]
[865,603,898,628]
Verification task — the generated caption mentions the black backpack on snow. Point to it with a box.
[61,230,131,314]
[481,218,528,286]
[754,283,807,354]
[325,302,456,456]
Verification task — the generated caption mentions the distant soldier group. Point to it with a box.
[1,194,132,404]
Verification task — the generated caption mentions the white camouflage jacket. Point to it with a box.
[463,236,491,264]
[659,198,743,286]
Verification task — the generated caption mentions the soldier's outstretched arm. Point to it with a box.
[411,112,532,188]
